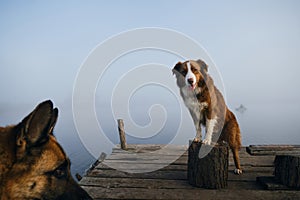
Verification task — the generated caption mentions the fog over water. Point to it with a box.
[1,1,300,176]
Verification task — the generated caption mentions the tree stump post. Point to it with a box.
[274,155,300,188]
[188,141,229,189]
[117,119,127,150]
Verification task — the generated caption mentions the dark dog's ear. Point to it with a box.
[16,100,58,158]
[196,59,208,72]
[172,61,182,75]
[48,107,58,135]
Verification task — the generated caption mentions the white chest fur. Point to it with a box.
[180,87,207,123]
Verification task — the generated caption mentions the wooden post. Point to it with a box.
[188,141,229,189]
[274,155,300,188]
[117,119,127,150]
[75,173,82,181]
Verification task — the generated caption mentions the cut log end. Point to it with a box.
[188,141,229,189]
[274,155,300,188]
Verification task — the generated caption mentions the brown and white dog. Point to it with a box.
[173,59,242,174]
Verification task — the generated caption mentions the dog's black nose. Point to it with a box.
[187,78,194,85]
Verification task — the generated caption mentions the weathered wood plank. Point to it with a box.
[228,166,274,173]
[79,144,300,199]
[231,156,275,167]
[105,154,186,161]
[256,176,291,190]
[248,145,300,149]
[109,147,271,161]
[112,146,249,154]
[113,144,188,153]
[80,177,261,190]
[86,168,273,182]
[82,186,300,200]
[96,163,187,171]
[86,169,187,180]
[96,163,274,173]
[247,145,300,156]
[103,155,188,165]
[80,177,192,189]
[104,154,274,167]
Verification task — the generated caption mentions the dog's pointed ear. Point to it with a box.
[196,59,208,72]
[16,100,58,155]
[172,61,182,75]
[49,108,58,135]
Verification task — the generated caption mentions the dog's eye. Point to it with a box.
[53,168,67,179]
[191,67,198,73]
[177,69,187,76]
[47,160,69,179]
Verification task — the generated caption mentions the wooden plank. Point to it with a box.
[228,166,274,173]
[249,145,300,149]
[96,163,273,175]
[80,177,192,189]
[80,177,261,190]
[80,145,300,199]
[256,176,291,190]
[112,146,250,155]
[96,163,187,171]
[113,146,257,153]
[103,155,274,167]
[113,144,188,153]
[96,163,182,173]
[86,169,187,180]
[105,153,186,161]
[96,163,274,173]
[103,155,188,165]
[86,168,273,182]
[82,186,300,200]
[230,156,275,167]
[228,171,273,182]
[247,145,300,156]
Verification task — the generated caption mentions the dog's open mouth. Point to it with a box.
[188,84,196,90]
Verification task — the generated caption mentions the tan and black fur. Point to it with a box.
[0,100,92,199]
[173,59,242,174]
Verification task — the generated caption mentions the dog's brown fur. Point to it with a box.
[173,59,242,174]
[0,100,92,199]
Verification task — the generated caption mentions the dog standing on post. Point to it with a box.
[173,59,242,174]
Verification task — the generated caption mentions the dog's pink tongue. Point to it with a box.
[189,85,195,90]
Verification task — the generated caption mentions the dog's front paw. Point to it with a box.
[202,138,211,145]
[193,138,201,143]
[234,168,242,175]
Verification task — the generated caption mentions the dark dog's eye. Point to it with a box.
[48,167,67,179]
[176,68,187,76]
[47,160,69,179]
[53,168,67,179]
[191,66,199,73]
[46,168,67,179]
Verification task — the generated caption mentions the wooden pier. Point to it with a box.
[79,144,300,200]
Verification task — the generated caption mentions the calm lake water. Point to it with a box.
[1,102,300,177]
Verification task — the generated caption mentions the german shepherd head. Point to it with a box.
[0,100,92,199]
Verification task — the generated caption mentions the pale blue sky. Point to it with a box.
[1,0,300,106]
[1,1,300,156]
